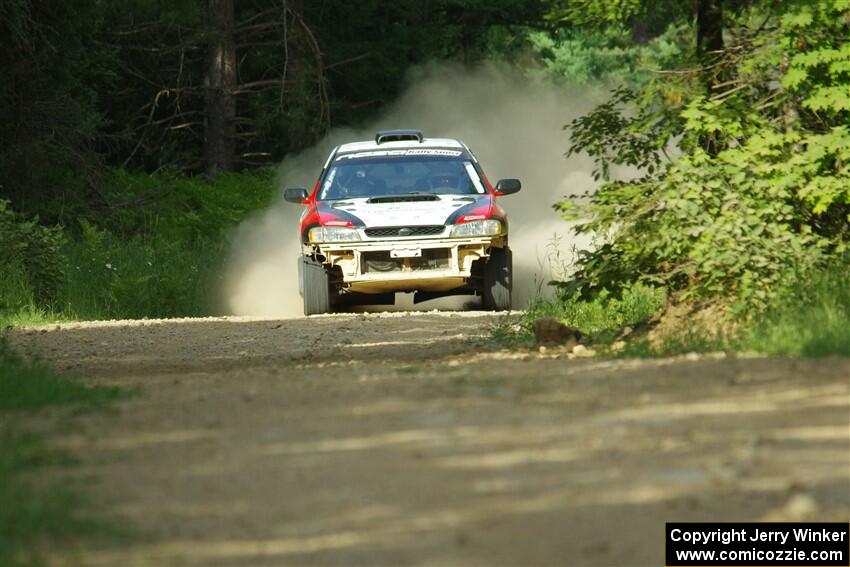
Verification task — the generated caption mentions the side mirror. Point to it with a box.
[495,179,521,196]
[284,188,309,204]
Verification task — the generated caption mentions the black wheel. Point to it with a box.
[301,256,332,315]
[483,246,512,311]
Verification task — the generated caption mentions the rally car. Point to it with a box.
[284,129,521,315]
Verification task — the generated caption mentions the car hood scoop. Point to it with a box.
[366,194,440,204]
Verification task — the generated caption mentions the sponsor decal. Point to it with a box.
[464,161,486,194]
[445,196,497,225]
[335,149,463,161]
[319,167,338,199]
[315,202,366,228]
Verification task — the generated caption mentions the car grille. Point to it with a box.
[364,225,445,238]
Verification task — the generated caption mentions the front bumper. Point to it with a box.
[308,236,505,293]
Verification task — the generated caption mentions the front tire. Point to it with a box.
[302,256,332,315]
[482,246,512,311]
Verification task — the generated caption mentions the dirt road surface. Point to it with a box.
[7,312,850,566]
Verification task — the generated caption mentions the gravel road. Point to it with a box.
[6,312,850,566]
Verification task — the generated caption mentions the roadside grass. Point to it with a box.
[497,264,850,359]
[649,264,850,358]
[0,237,222,328]
[0,341,125,412]
[0,431,91,567]
[60,229,223,322]
[0,265,66,329]
[737,264,850,357]
[492,281,665,346]
[1,168,276,328]
[1,235,225,327]
[0,339,127,566]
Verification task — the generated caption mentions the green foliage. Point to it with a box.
[0,201,64,305]
[564,86,679,180]
[496,282,664,345]
[528,23,686,87]
[86,168,276,241]
[546,0,644,26]
[539,282,664,339]
[740,261,850,357]
[497,261,850,358]
[0,169,275,326]
[622,261,850,358]
[60,222,221,320]
[559,0,850,313]
[543,0,694,49]
[0,264,59,328]
[561,143,829,311]
[57,168,275,320]
[781,1,850,115]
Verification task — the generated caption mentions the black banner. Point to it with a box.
[666,523,850,566]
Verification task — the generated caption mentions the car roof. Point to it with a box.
[336,137,465,154]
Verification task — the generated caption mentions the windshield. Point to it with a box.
[319,156,486,201]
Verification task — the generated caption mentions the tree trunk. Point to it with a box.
[204,0,237,176]
[696,0,723,63]
[696,0,724,155]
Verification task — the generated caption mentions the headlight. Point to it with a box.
[450,219,502,237]
[308,226,360,243]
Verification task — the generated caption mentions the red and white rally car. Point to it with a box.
[284,130,521,315]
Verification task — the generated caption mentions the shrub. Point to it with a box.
[0,200,64,304]
[557,0,850,315]
[559,143,829,313]
[1,168,276,326]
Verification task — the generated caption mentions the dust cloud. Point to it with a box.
[223,63,603,316]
